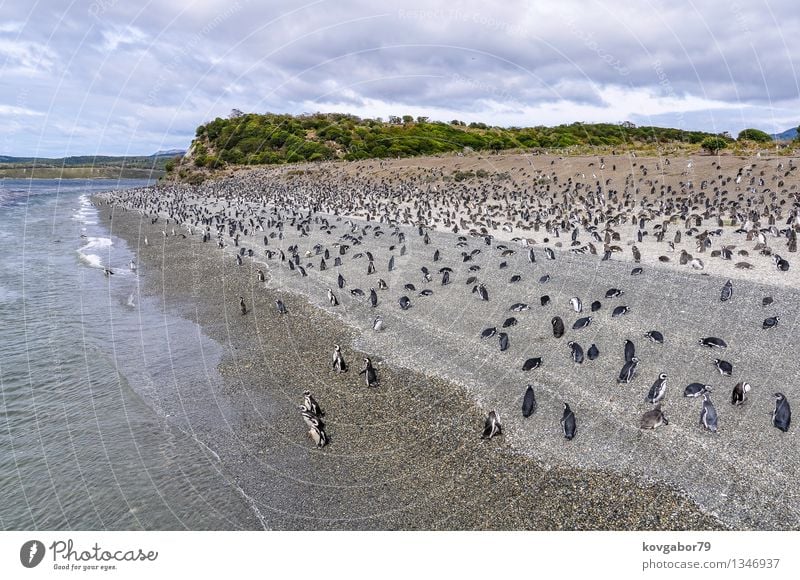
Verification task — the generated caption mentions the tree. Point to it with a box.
[701,136,728,154]
[402,115,414,124]
[737,128,772,143]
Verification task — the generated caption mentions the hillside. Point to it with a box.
[0,151,183,179]
[773,126,798,141]
[185,112,728,170]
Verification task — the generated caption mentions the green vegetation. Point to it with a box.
[737,128,772,143]
[184,111,730,172]
[0,153,174,179]
[701,136,729,154]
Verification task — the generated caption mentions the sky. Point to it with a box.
[1,0,799,157]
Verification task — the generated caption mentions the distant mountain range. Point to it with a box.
[0,150,186,165]
[772,127,798,141]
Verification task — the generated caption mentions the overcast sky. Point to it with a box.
[2,0,798,157]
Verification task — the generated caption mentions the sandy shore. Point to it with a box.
[96,198,724,530]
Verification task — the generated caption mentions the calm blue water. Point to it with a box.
[0,179,259,530]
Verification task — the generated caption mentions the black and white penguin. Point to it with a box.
[624,339,635,362]
[605,288,624,298]
[308,424,328,448]
[773,255,790,271]
[378,278,388,290]
[570,297,583,313]
[239,296,247,316]
[369,288,378,307]
[480,327,497,339]
[522,385,537,417]
[561,403,577,440]
[587,344,600,360]
[772,393,791,432]
[645,373,668,403]
[522,357,542,371]
[299,407,323,430]
[337,273,345,289]
[257,269,265,282]
[731,381,751,405]
[631,267,643,276]
[538,274,551,284]
[644,330,664,344]
[699,337,727,348]
[302,390,324,417]
[275,299,287,315]
[700,392,718,433]
[618,356,639,384]
[372,316,383,331]
[720,279,733,302]
[572,316,592,330]
[388,255,395,271]
[510,302,530,312]
[684,383,711,398]
[640,404,669,429]
[551,316,565,338]
[399,296,411,310]
[590,300,601,312]
[327,288,339,306]
[332,344,347,373]
[763,316,779,330]
[611,305,629,317]
[502,317,518,328]
[359,357,379,387]
[762,296,774,307]
[713,358,733,376]
[477,284,489,301]
[540,295,551,306]
[568,341,584,364]
[482,411,502,439]
[498,332,509,352]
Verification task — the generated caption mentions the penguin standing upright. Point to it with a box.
[332,344,347,373]
[239,296,247,316]
[700,392,718,432]
[721,279,733,302]
[773,393,791,432]
[561,403,577,440]
[481,411,502,439]
[522,385,537,417]
[359,357,379,387]
[645,373,668,403]
[551,316,565,338]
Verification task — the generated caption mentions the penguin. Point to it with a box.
[721,279,733,302]
[239,296,247,316]
[772,393,791,432]
[332,344,347,373]
[762,296,774,307]
[302,390,324,417]
[561,403,577,440]
[275,299,287,315]
[129,260,137,272]
[372,316,383,332]
[502,317,518,328]
[590,300,601,312]
[480,327,497,339]
[631,267,643,275]
[498,332,509,352]
[700,392,718,433]
[481,411,502,439]
[551,316,565,338]
[618,356,639,384]
[366,260,375,275]
[645,373,668,403]
[731,381,750,405]
[605,288,624,298]
[103,268,114,277]
[587,344,599,360]
[640,404,669,429]
[337,273,345,289]
[540,295,551,306]
[763,316,779,330]
[644,330,664,344]
[522,357,543,371]
[441,270,451,285]
[539,274,551,284]
[299,407,323,430]
[477,284,489,301]
[257,269,265,282]
[359,357,378,387]
[624,339,635,362]
[699,337,727,348]
[388,255,395,271]
[399,296,411,310]
[684,383,711,398]
[369,288,378,307]
[611,305,629,317]
[570,297,583,313]
[572,316,592,330]
[378,278,388,290]
[568,341,584,364]
[510,302,530,312]
[713,358,733,376]
[307,424,328,448]
[522,385,537,417]
[327,288,339,306]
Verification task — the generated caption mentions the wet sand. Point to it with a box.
[96,198,723,530]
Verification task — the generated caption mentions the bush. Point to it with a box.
[737,128,772,143]
[701,136,728,153]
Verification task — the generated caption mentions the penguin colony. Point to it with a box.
[104,153,799,449]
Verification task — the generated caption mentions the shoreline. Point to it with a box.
[95,196,724,530]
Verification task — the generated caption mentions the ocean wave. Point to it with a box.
[77,252,104,269]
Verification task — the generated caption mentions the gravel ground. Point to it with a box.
[96,199,724,531]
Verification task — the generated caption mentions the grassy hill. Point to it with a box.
[185,112,729,171]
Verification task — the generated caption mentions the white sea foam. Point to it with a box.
[78,252,103,269]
